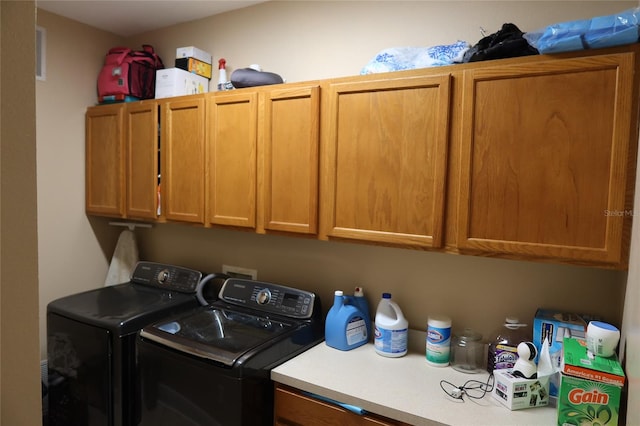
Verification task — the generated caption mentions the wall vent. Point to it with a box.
[36,26,46,81]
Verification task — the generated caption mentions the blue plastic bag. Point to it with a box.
[524,8,640,54]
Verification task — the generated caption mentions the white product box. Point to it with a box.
[492,370,550,410]
[155,68,209,99]
[176,46,212,65]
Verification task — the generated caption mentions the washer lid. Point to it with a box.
[140,305,294,367]
[47,283,198,335]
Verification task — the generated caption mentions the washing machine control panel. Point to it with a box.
[131,262,202,293]
[219,278,316,319]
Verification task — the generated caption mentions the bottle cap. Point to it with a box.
[382,293,391,299]
[334,290,343,296]
[505,316,527,329]
[428,315,452,328]
[218,58,226,69]
[354,287,364,297]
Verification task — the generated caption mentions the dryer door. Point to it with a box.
[47,313,112,426]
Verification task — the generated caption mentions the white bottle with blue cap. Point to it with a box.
[374,293,408,357]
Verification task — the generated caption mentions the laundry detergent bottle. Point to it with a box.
[374,293,408,357]
[325,290,369,351]
[350,287,371,337]
[487,316,529,373]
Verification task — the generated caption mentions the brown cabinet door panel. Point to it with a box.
[262,85,320,234]
[208,92,258,228]
[458,53,636,265]
[162,97,206,224]
[322,74,451,248]
[125,101,159,220]
[86,104,125,217]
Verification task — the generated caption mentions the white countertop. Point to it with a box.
[271,331,557,426]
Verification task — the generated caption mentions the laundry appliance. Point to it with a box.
[137,277,323,425]
[47,261,214,426]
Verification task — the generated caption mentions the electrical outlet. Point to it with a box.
[222,264,257,280]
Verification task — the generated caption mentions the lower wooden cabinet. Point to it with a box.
[274,384,411,426]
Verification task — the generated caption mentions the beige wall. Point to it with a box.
[34,0,634,379]
[1,1,41,424]
[129,1,637,84]
[36,9,123,361]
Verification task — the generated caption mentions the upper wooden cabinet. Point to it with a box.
[457,51,637,266]
[86,45,640,269]
[259,84,320,235]
[162,96,206,224]
[206,84,321,233]
[125,101,159,220]
[206,91,258,228]
[86,104,125,217]
[320,74,452,248]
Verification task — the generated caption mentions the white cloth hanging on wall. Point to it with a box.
[104,229,139,286]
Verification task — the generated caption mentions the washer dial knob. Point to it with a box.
[256,288,271,305]
[157,269,170,284]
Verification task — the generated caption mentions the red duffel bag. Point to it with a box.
[97,44,164,102]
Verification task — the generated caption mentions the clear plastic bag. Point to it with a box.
[524,7,640,54]
[360,41,470,75]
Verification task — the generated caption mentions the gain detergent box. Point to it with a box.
[557,337,625,426]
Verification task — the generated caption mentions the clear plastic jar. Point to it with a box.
[451,328,484,373]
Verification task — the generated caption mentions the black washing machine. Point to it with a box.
[47,262,220,426]
[137,278,323,426]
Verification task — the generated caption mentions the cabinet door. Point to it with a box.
[260,85,320,234]
[207,92,258,228]
[162,96,206,224]
[125,101,159,220]
[321,74,451,248]
[457,52,636,265]
[274,385,410,426]
[86,104,125,217]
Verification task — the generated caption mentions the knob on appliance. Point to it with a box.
[256,288,271,305]
[157,269,170,284]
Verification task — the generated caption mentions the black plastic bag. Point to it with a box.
[463,23,539,63]
[230,68,283,88]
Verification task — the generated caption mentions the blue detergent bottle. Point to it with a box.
[325,290,369,351]
[349,287,371,338]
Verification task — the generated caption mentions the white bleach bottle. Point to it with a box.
[374,293,408,357]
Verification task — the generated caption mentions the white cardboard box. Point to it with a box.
[155,68,209,99]
[176,46,212,65]
[492,370,550,410]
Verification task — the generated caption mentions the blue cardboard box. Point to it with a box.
[532,309,594,398]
